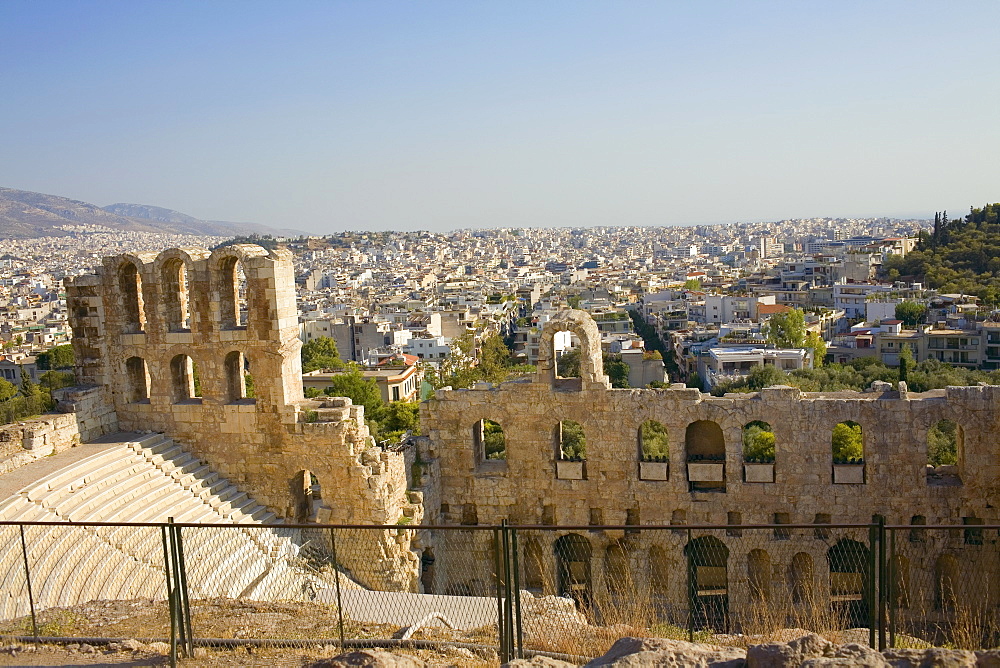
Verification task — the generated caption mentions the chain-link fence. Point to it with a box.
[2,520,1000,665]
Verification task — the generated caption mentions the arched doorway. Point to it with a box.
[685,536,729,631]
[828,539,869,628]
[555,533,592,606]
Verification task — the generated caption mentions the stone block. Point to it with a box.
[744,463,775,483]
[688,462,725,482]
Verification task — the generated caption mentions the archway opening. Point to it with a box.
[125,356,149,403]
[742,420,775,463]
[219,256,249,329]
[935,554,959,611]
[522,538,544,593]
[558,420,586,461]
[118,262,144,334]
[555,533,592,606]
[927,419,961,484]
[828,539,869,628]
[747,549,771,603]
[161,258,190,332]
[169,354,199,402]
[685,420,725,492]
[685,536,729,632]
[473,419,506,464]
[224,351,254,402]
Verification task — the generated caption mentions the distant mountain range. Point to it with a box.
[0,187,302,239]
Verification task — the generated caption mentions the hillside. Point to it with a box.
[0,187,300,239]
[884,203,1000,303]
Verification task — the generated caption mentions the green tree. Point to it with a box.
[764,308,806,348]
[742,421,775,463]
[301,337,346,373]
[894,302,927,328]
[36,344,74,370]
[0,377,18,402]
[323,367,384,421]
[38,370,74,392]
[683,279,702,291]
[605,354,630,388]
[898,344,913,383]
[805,332,827,367]
[556,349,581,378]
[567,295,582,309]
[380,401,420,435]
[832,421,864,462]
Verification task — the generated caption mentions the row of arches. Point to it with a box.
[116,253,250,335]
[509,534,968,631]
[124,351,255,404]
[468,418,962,476]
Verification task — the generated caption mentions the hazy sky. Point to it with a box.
[2,1,998,233]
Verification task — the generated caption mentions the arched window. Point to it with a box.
[224,351,254,402]
[558,420,586,460]
[649,546,670,598]
[747,549,771,603]
[473,419,506,464]
[161,258,190,332]
[832,421,863,462]
[522,538,544,592]
[927,419,961,484]
[790,552,814,606]
[219,256,248,329]
[604,541,630,597]
[686,420,725,492]
[742,421,775,463]
[639,420,669,461]
[889,554,909,609]
[935,554,959,611]
[118,262,145,334]
[832,421,864,484]
[125,356,149,403]
[169,354,199,403]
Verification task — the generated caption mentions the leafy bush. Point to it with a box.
[640,420,669,460]
[742,421,775,463]
[832,421,864,462]
[560,420,586,460]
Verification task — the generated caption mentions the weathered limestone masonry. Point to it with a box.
[0,387,117,477]
[64,245,420,591]
[419,309,1000,614]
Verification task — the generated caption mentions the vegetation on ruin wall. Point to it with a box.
[556,348,630,388]
[712,356,1000,396]
[883,203,1000,304]
[301,337,418,442]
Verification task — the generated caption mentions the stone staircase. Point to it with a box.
[0,433,328,621]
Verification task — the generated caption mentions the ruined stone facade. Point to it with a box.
[65,245,421,591]
[418,309,1000,624]
[62,250,1000,626]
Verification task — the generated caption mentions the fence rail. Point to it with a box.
[1,519,998,665]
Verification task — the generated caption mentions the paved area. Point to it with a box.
[316,589,497,630]
[0,432,145,500]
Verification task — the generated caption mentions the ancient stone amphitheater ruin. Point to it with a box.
[1,243,998,635]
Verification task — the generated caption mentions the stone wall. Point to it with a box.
[0,386,117,476]
[64,245,420,592]
[417,309,1000,616]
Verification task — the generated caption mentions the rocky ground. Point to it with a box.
[0,598,993,667]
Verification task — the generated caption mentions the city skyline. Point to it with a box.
[2,1,998,233]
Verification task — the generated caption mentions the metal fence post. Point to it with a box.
[510,526,523,659]
[876,516,887,651]
[161,524,177,668]
[888,528,896,649]
[686,527,693,643]
[493,526,508,663]
[173,522,194,657]
[328,527,346,650]
[18,525,38,643]
[867,520,877,649]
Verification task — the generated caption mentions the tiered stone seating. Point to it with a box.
[0,432,329,620]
